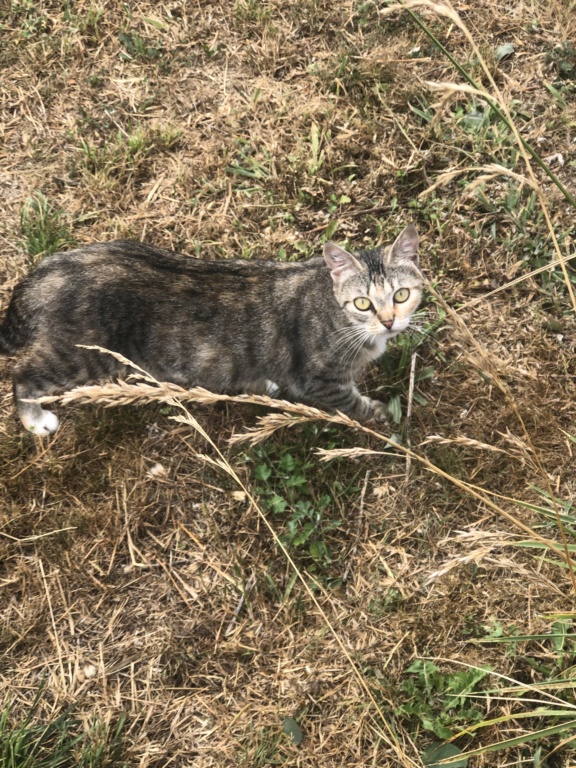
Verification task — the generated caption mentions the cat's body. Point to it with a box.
[0,225,422,435]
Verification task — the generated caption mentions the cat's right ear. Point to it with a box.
[387,224,419,265]
[323,243,362,284]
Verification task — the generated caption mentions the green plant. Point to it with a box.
[118,29,160,61]
[395,660,490,739]
[548,43,576,82]
[0,684,128,768]
[391,3,576,207]
[20,192,73,260]
[235,0,272,25]
[307,122,326,176]
[252,449,337,564]
[10,0,49,38]
[244,429,357,572]
[371,307,440,428]
[0,696,80,768]
[77,124,178,185]
[77,714,128,768]
[236,725,284,767]
[226,139,273,193]
[479,617,576,673]
[512,481,576,571]
[63,3,103,41]
[472,179,542,235]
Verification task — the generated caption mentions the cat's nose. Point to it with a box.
[382,318,394,330]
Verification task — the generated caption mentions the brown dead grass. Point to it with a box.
[2,0,576,766]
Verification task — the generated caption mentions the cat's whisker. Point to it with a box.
[329,324,369,340]
[331,326,371,354]
[348,338,371,370]
[333,332,370,352]
[340,332,372,369]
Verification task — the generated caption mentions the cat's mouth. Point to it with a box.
[365,328,397,347]
[376,327,400,339]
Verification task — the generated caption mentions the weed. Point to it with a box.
[63,3,103,42]
[368,588,404,615]
[118,29,161,61]
[472,178,542,236]
[236,725,284,767]
[20,192,73,260]
[152,124,182,151]
[479,617,576,673]
[252,448,339,567]
[307,123,327,176]
[327,193,352,213]
[77,714,128,768]
[371,308,440,428]
[394,660,490,739]
[548,43,576,82]
[226,139,273,191]
[243,428,360,574]
[9,0,49,38]
[511,485,576,575]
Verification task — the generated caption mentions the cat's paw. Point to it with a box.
[264,379,280,397]
[21,408,60,436]
[245,379,280,397]
[367,398,389,423]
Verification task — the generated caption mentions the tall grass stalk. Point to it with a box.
[379,0,576,593]
[384,0,576,314]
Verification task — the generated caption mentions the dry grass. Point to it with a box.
[2,0,576,766]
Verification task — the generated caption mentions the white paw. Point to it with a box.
[21,409,60,436]
[264,380,280,397]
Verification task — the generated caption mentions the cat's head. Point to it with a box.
[323,224,422,340]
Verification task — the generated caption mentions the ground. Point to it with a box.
[1,1,576,766]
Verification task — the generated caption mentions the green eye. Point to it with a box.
[393,288,410,303]
[353,297,373,311]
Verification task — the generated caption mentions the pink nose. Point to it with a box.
[383,319,394,330]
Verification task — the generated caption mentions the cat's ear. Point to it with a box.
[387,224,419,265]
[323,242,362,284]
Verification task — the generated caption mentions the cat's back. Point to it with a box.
[28,239,322,291]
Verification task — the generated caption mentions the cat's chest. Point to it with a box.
[345,332,389,372]
[363,333,388,363]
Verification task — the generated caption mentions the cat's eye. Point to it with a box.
[353,297,373,311]
[393,288,410,303]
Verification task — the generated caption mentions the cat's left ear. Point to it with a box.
[324,242,363,284]
[387,224,419,266]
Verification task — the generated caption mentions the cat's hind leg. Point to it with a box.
[17,397,59,436]
[245,379,280,397]
[12,349,69,435]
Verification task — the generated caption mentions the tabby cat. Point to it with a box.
[0,225,422,435]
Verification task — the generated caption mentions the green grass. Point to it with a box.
[75,124,180,189]
[20,192,73,260]
[118,29,161,62]
[0,687,128,768]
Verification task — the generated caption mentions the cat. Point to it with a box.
[0,224,422,435]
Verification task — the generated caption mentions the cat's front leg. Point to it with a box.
[362,396,388,422]
[347,393,389,423]
[305,379,388,423]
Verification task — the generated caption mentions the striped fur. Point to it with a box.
[0,226,422,434]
